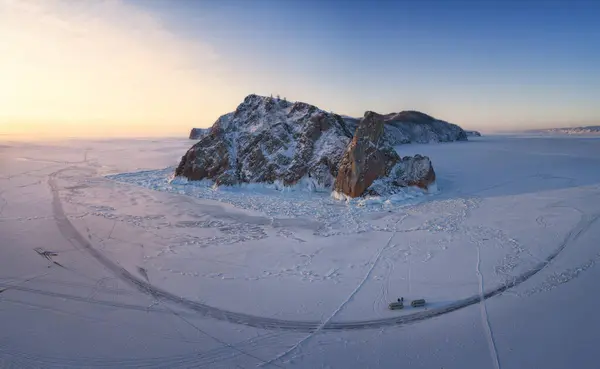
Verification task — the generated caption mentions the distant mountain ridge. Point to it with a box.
[529,126,600,135]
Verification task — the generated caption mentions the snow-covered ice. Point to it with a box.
[1,135,600,368]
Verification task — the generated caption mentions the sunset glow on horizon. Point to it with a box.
[1,0,599,139]
[0,0,240,138]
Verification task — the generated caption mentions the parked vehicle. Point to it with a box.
[388,301,404,310]
[411,299,426,307]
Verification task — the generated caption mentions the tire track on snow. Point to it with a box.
[49,168,600,333]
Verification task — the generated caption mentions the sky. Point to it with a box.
[0,0,599,138]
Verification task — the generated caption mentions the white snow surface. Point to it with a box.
[2,135,600,368]
[107,167,429,231]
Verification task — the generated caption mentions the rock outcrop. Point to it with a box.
[189,128,209,139]
[334,112,436,198]
[175,95,353,188]
[176,95,442,197]
[342,111,467,145]
[465,130,481,137]
[334,112,401,197]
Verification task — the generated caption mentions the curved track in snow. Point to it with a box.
[49,167,599,333]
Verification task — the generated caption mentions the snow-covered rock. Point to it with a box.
[341,115,360,134]
[176,95,441,196]
[343,111,467,144]
[465,130,482,137]
[368,154,436,196]
[382,111,468,144]
[175,94,353,188]
[334,112,436,197]
[189,128,209,139]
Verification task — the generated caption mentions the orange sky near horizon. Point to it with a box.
[0,121,189,139]
[0,0,241,139]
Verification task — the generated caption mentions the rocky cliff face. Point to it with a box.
[334,112,401,197]
[342,111,467,145]
[176,95,353,188]
[334,112,436,198]
[465,130,481,137]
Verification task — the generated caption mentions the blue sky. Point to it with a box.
[1,0,598,137]
[125,0,600,130]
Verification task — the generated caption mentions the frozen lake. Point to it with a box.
[1,135,600,368]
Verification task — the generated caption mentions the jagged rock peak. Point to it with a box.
[175,94,354,188]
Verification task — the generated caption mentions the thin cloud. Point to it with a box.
[0,0,233,137]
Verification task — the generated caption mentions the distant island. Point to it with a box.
[179,94,472,197]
